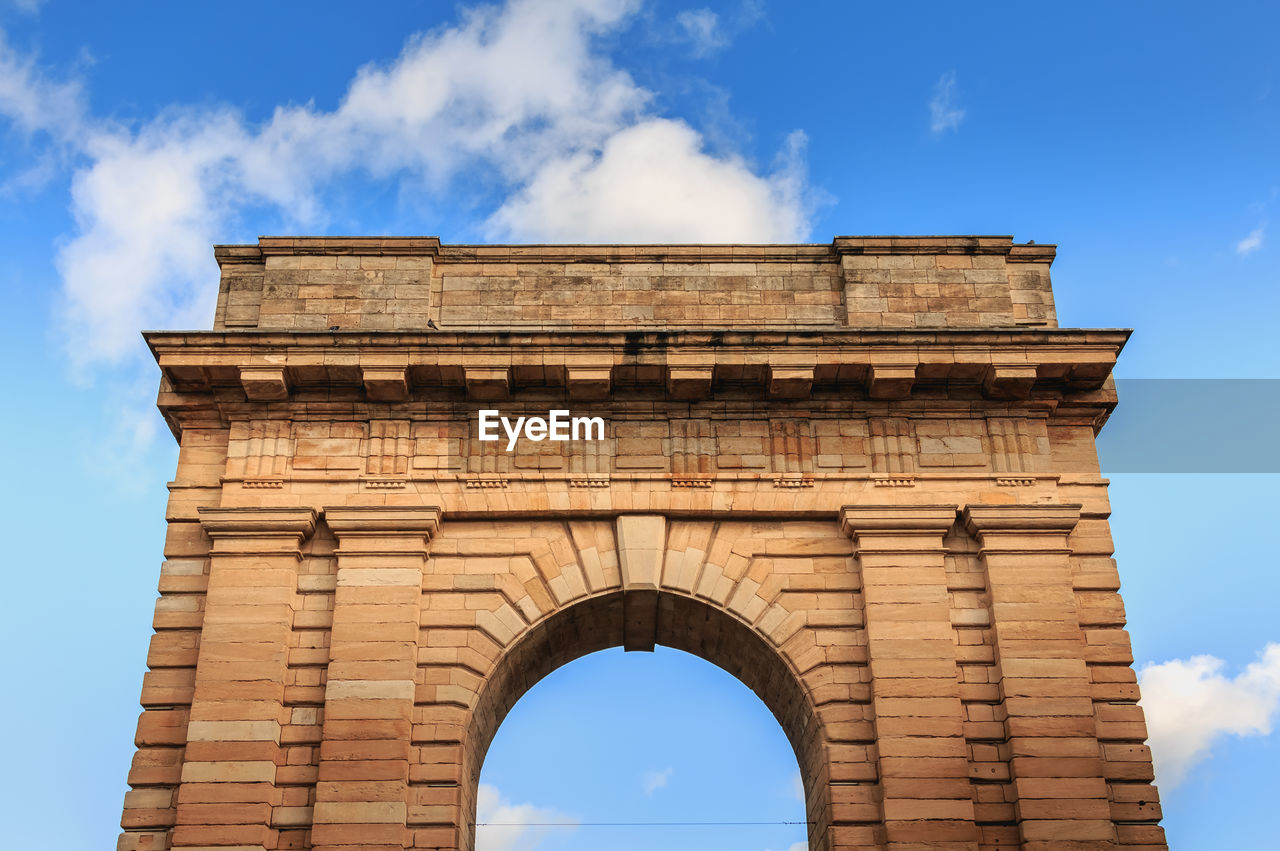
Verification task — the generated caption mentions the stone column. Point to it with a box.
[312,506,441,851]
[962,504,1115,849]
[172,506,316,850]
[840,505,979,849]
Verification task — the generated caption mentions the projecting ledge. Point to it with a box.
[239,366,289,401]
[567,366,612,400]
[768,366,815,399]
[362,367,409,401]
[464,367,510,400]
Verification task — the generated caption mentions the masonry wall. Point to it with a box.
[121,237,1163,851]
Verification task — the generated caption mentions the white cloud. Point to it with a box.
[1237,224,1265,255]
[643,766,673,794]
[475,783,577,851]
[929,70,964,135]
[489,120,810,242]
[58,113,251,363]
[0,0,815,367]
[1139,642,1280,788]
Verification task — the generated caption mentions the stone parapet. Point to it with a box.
[212,236,1058,332]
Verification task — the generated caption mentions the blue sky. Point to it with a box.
[1,1,1278,848]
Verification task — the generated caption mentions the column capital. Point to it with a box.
[323,505,442,536]
[197,507,317,556]
[962,503,1081,537]
[198,506,318,536]
[839,504,958,539]
[324,506,442,558]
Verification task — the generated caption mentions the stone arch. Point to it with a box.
[415,512,870,848]
[117,235,1168,851]
[457,587,830,851]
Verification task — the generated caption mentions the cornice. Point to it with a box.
[212,235,1055,266]
[145,326,1130,351]
[145,327,1125,440]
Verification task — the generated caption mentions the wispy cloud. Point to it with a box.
[1237,224,1265,255]
[673,2,763,57]
[676,8,726,55]
[0,0,815,369]
[929,70,964,135]
[6,0,45,16]
[643,766,673,794]
[0,29,84,138]
[476,783,577,851]
[1139,642,1280,788]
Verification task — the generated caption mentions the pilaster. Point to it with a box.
[963,504,1115,849]
[172,506,316,850]
[311,506,441,851]
[840,505,979,850]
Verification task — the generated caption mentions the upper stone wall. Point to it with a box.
[212,236,1058,332]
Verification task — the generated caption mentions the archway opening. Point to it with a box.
[460,591,826,851]
[477,645,807,850]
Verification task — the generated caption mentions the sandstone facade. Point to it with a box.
[119,236,1166,850]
